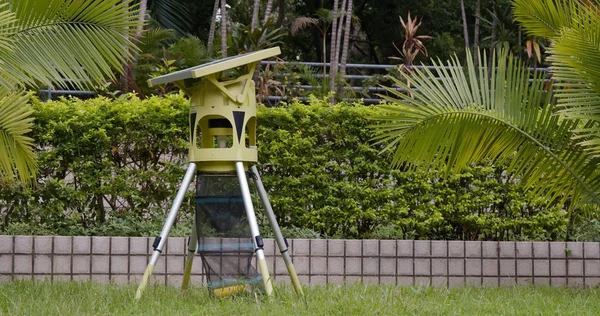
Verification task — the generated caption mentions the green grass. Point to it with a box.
[1,281,599,315]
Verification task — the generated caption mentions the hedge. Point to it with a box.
[0,94,575,240]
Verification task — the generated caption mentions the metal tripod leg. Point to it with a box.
[235,162,274,296]
[135,163,197,300]
[250,165,304,298]
[181,210,198,290]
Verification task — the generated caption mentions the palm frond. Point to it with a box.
[0,88,36,184]
[149,0,192,35]
[291,17,320,36]
[0,0,139,90]
[373,50,600,207]
[513,0,577,38]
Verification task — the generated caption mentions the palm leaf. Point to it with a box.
[513,0,578,38]
[0,0,139,90]
[0,88,36,184]
[373,50,600,207]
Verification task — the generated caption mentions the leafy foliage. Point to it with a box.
[374,50,600,209]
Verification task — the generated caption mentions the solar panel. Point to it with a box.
[147,47,281,87]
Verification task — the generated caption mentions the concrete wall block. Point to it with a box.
[311,239,328,256]
[0,254,12,273]
[533,260,550,276]
[465,259,481,276]
[92,274,110,284]
[549,242,566,258]
[465,241,481,257]
[566,242,583,258]
[533,242,550,258]
[328,240,344,257]
[585,259,600,277]
[482,242,498,258]
[72,255,91,274]
[397,240,413,257]
[345,257,361,275]
[110,237,129,255]
[129,256,148,274]
[34,236,53,254]
[397,258,413,276]
[398,276,414,286]
[168,237,185,255]
[534,277,550,286]
[53,275,72,282]
[262,238,275,256]
[327,275,344,284]
[111,275,130,285]
[275,257,288,275]
[414,241,430,257]
[431,277,447,287]
[499,277,516,287]
[551,260,567,276]
[327,257,344,275]
[586,278,600,288]
[292,239,310,256]
[449,277,465,288]
[0,236,13,254]
[414,258,430,276]
[362,240,379,257]
[294,256,309,275]
[91,256,110,274]
[584,243,600,259]
[516,260,532,276]
[448,259,464,276]
[551,277,566,287]
[380,258,396,276]
[53,255,71,274]
[310,257,327,275]
[431,241,447,257]
[380,240,396,257]
[499,242,515,258]
[499,259,515,277]
[53,236,72,254]
[92,237,110,254]
[568,259,584,276]
[110,256,129,274]
[415,277,431,286]
[153,256,166,275]
[466,277,482,286]
[345,240,362,257]
[73,274,90,281]
[517,277,532,285]
[448,241,464,258]
[482,277,498,287]
[363,276,379,285]
[363,257,379,276]
[129,237,148,255]
[432,259,447,276]
[34,254,52,274]
[482,259,498,276]
[568,278,584,287]
[515,242,532,258]
[380,276,396,285]
[14,255,32,274]
[73,237,91,254]
[310,275,327,285]
[14,236,33,254]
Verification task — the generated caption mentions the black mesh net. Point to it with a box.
[195,172,262,296]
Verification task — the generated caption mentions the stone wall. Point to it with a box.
[1,236,599,288]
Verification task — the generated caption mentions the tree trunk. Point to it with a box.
[335,0,347,68]
[263,0,275,23]
[488,3,497,72]
[136,0,148,40]
[221,0,228,58]
[460,0,470,49]
[473,0,481,67]
[251,0,260,31]
[207,0,220,56]
[329,0,340,98]
[339,0,353,80]
[276,0,286,27]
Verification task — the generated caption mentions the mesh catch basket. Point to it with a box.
[195,172,262,296]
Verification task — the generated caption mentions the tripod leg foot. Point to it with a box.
[135,264,155,300]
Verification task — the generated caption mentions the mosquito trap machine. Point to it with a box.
[135,47,304,299]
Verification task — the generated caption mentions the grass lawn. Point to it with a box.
[0,281,599,315]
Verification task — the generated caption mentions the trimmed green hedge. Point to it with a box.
[0,94,572,240]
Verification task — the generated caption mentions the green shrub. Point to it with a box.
[0,94,571,240]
